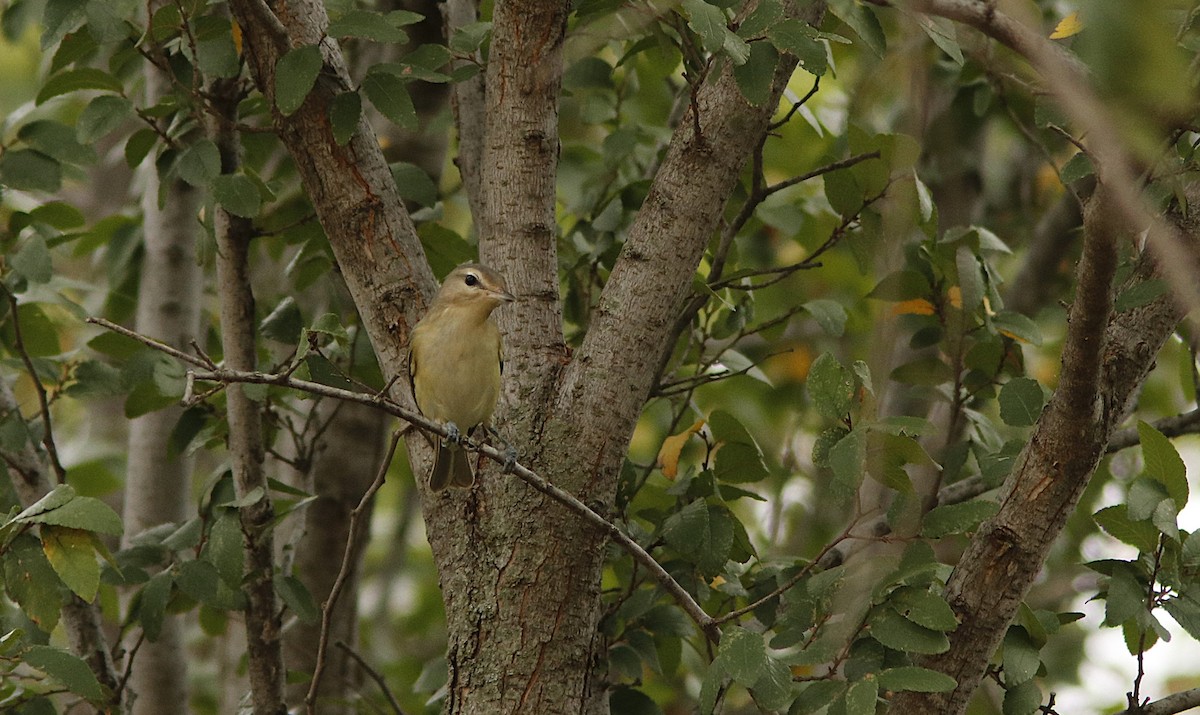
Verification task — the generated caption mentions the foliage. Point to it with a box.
[0,0,1196,713]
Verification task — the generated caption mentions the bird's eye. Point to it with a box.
[464,273,479,287]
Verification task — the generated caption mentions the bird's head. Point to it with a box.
[435,263,516,315]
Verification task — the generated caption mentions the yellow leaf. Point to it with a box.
[947,286,962,309]
[710,575,726,587]
[656,419,706,480]
[231,20,243,55]
[892,298,937,316]
[1049,12,1082,39]
[998,329,1027,343]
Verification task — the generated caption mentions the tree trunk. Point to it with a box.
[210,79,286,715]
[120,64,203,715]
[284,400,386,712]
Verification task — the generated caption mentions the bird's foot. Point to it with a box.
[444,421,462,445]
[486,426,519,472]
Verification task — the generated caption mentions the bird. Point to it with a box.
[408,263,514,490]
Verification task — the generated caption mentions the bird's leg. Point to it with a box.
[444,421,462,446]
[485,425,519,473]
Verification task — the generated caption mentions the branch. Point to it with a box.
[1107,408,1200,453]
[5,291,68,485]
[333,641,407,715]
[1119,687,1200,715]
[88,318,723,643]
[209,76,285,712]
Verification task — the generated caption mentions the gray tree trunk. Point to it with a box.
[120,65,203,715]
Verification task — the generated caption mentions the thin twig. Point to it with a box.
[334,641,407,715]
[8,292,68,484]
[306,430,402,713]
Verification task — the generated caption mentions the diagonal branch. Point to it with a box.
[87,317,721,643]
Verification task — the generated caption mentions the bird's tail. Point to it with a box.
[429,442,477,490]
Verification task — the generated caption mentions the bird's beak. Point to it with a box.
[494,289,516,303]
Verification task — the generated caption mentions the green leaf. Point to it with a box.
[681,0,727,54]
[609,687,663,715]
[921,499,998,539]
[807,352,855,420]
[14,493,123,536]
[76,95,133,143]
[888,587,959,632]
[276,575,320,624]
[917,15,962,64]
[992,310,1042,345]
[28,201,85,229]
[304,354,353,390]
[1001,628,1040,684]
[328,91,361,146]
[260,296,304,344]
[733,42,778,106]
[1127,478,1168,521]
[19,119,95,166]
[718,626,768,685]
[448,21,491,53]
[197,31,240,79]
[274,44,323,116]
[804,299,848,337]
[1059,152,1094,185]
[212,173,262,218]
[828,0,886,56]
[124,128,159,168]
[868,270,930,301]
[1002,678,1042,715]
[768,19,827,75]
[328,10,407,42]
[1115,279,1168,313]
[709,410,768,484]
[824,167,862,217]
[24,645,103,700]
[176,139,221,187]
[362,70,417,129]
[1161,594,1200,641]
[791,680,846,714]
[41,526,100,601]
[0,149,62,192]
[998,377,1044,427]
[392,162,439,207]
[662,499,709,557]
[1094,504,1159,553]
[1103,562,1146,626]
[869,607,950,654]
[1138,421,1187,508]
[842,678,879,715]
[11,235,53,284]
[204,511,243,588]
[36,67,122,105]
[738,0,782,38]
[876,666,957,692]
[751,656,793,710]
[828,428,866,502]
[3,533,63,631]
[139,570,173,642]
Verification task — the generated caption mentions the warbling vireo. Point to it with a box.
[408,263,514,489]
